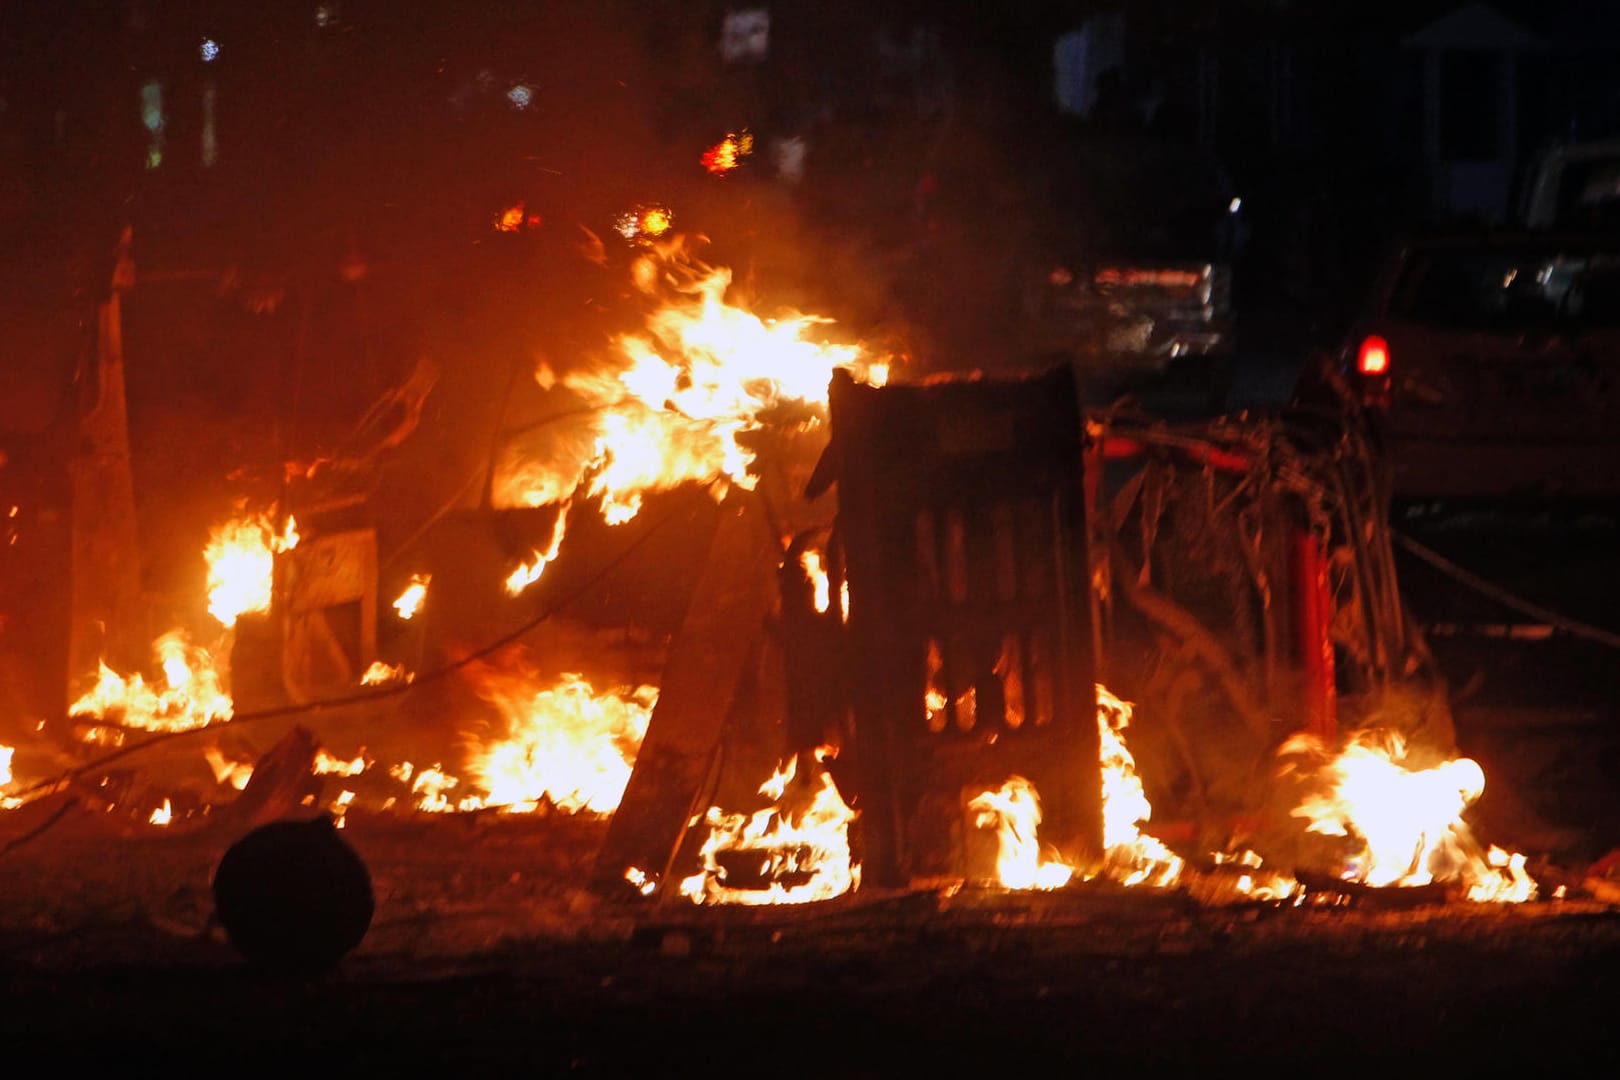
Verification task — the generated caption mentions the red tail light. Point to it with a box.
[1356,335,1390,376]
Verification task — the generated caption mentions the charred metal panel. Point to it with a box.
[828,366,1101,887]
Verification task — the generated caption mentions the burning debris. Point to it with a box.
[464,669,656,815]
[69,630,233,742]
[700,130,753,176]
[677,747,859,905]
[613,204,674,241]
[491,237,883,521]
[1280,729,1536,903]
[1096,685,1184,888]
[970,776,1074,890]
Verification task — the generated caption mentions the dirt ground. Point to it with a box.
[3,811,1618,1073]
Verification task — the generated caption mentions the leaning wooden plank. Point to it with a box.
[214,725,325,832]
[594,493,781,893]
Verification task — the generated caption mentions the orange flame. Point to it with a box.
[969,777,1074,890]
[800,549,830,614]
[495,203,526,232]
[1281,730,1535,902]
[0,744,20,809]
[398,762,470,813]
[329,789,356,827]
[490,241,882,527]
[1206,849,1300,902]
[393,574,430,619]
[615,204,674,240]
[466,671,656,814]
[504,503,571,595]
[360,660,412,686]
[70,630,233,739]
[1097,685,1184,887]
[701,130,754,175]
[149,799,172,826]
[314,748,369,776]
[205,511,297,627]
[204,746,254,791]
[678,747,859,905]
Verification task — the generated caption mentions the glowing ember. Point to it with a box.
[800,549,830,613]
[149,799,172,826]
[393,574,430,619]
[495,203,526,232]
[70,630,233,738]
[204,747,254,791]
[924,640,948,732]
[505,502,571,595]
[1097,684,1184,887]
[701,130,754,175]
[678,747,859,905]
[969,776,1074,890]
[615,204,674,240]
[205,511,297,627]
[466,670,655,814]
[360,661,412,686]
[1281,730,1536,901]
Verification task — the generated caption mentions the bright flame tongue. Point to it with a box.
[393,574,429,619]
[679,748,859,905]
[468,671,656,814]
[69,630,233,736]
[205,511,296,627]
[970,777,1073,890]
[1097,685,1184,887]
[1284,730,1535,900]
[0,744,19,809]
[492,243,878,528]
[970,685,1182,891]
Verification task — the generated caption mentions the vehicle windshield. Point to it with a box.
[1392,248,1620,329]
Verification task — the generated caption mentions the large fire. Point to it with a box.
[465,669,656,815]
[679,747,859,905]
[69,630,233,740]
[491,240,884,590]
[205,510,297,627]
[1281,730,1536,902]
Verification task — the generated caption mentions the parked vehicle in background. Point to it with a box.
[1023,135,1242,412]
[1332,230,1620,500]
[1517,139,1620,229]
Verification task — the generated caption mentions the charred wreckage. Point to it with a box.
[0,231,1614,1069]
